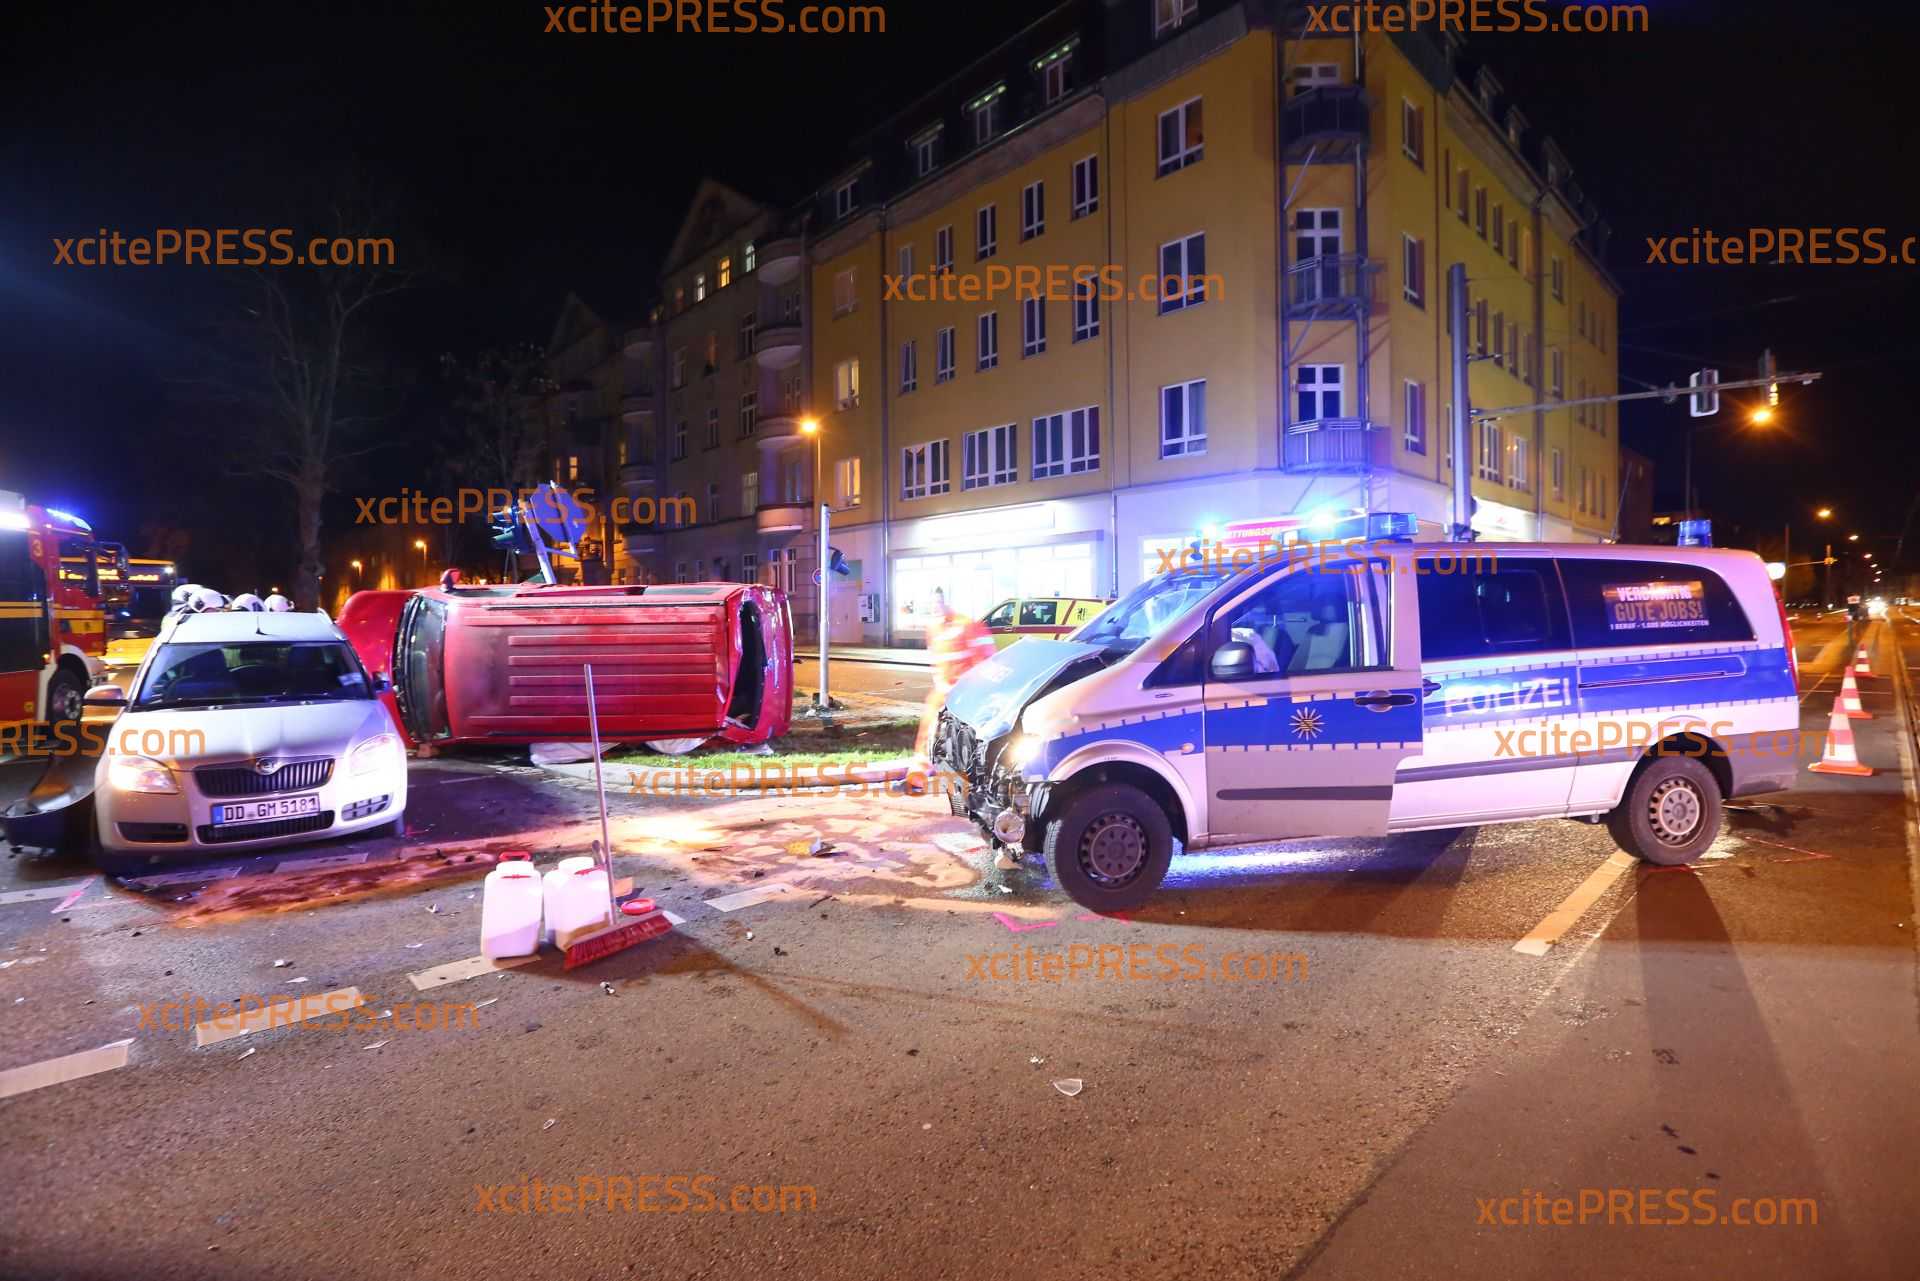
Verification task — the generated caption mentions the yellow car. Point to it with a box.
[982,597,1110,649]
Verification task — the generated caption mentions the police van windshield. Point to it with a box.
[1074,567,1236,654]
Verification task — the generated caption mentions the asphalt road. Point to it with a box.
[1,636,1916,1281]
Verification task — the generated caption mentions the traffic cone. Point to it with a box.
[1840,670,1872,719]
[1853,647,1872,676]
[1808,701,1873,776]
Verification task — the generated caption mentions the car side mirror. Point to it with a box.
[83,685,127,708]
[1210,642,1253,680]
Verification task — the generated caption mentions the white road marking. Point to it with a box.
[0,1039,134,1100]
[418,775,493,786]
[0,882,93,907]
[703,883,799,912]
[193,987,371,1048]
[1513,852,1637,956]
[407,954,537,991]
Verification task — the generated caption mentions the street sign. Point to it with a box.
[1689,368,1720,418]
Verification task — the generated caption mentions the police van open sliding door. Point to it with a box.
[1198,549,1423,842]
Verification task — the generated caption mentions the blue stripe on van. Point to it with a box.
[1421,646,1794,730]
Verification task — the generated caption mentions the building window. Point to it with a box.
[744,241,756,273]
[781,291,801,322]
[694,272,707,303]
[1404,380,1427,454]
[1160,380,1206,458]
[703,332,719,376]
[1072,155,1099,218]
[976,204,997,260]
[1506,221,1519,268]
[1072,272,1100,342]
[1401,99,1424,168]
[898,243,913,280]
[617,437,629,467]
[1040,51,1073,105]
[1022,296,1047,357]
[1296,364,1344,421]
[1509,321,1521,377]
[969,87,1004,145]
[1491,204,1505,254]
[1477,420,1502,482]
[963,424,1018,490]
[675,561,688,584]
[564,454,580,481]
[1455,169,1469,222]
[671,348,686,389]
[740,551,758,584]
[1156,98,1204,176]
[1292,63,1339,95]
[736,314,756,360]
[1577,464,1590,514]
[706,482,720,520]
[834,268,858,317]
[672,420,687,460]
[1033,406,1100,477]
[1021,181,1045,241]
[912,129,940,177]
[1508,435,1530,492]
[934,225,954,274]
[900,441,950,499]
[1294,207,1340,262]
[834,179,857,220]
[1474,298,1489,357]
[1154,0,1198,35]
[705,408,720,449]
[742,471,759,515]
[835,456,861,507]
[782,372,802,412]
[900,339,918,393]
[1473,187,1487,238]
[835,358,860,410]
[1549,347,1564,398]
[717,258,733,290]
[1576,377,1588,426]
[1402,234,1425,307]
[1551,448,1565,499]
[739,392,758,436]
[1550,255,1565,301]
[1491,309,1505,367]
[1157,232,1208,314]
[936,327,956,383]
[977,311,999,370]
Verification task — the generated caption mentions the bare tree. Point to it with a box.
[218,203,411,608]
[439,343,552,495]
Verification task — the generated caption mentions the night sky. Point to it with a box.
[4,0,1916,579]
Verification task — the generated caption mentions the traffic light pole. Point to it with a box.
[1449,263,1473,541]
[816,500,832,713]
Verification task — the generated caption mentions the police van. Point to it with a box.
[929,515,1801,911]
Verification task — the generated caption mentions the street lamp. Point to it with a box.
[1749,405,1774,425]
[796,416,834,713]
[413,538,427,564]
[1817,507,1833,520]
[351,558,363,577]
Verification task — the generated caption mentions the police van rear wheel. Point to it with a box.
[1043,784,1173,911]
[1607,756,1722,866]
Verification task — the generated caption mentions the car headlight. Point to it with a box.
[349,733,403,776]
[1000,735,1042,771]
[107,755,177,794]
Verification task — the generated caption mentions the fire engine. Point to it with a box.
[1,490,120,722]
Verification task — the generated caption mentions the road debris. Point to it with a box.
[363,1040,390,1051]
[1053,1079,1083,1097]
[600,981,616,996]
[1030,1056,1045,1066]
[541,1118,557,1130]
[237,1048,256,1061]
[272,959,291,968]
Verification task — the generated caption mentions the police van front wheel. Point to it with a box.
[1606,755,1722,866]
[1043,784,1173,912]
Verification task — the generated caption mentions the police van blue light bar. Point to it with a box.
[1326,512,1419,543]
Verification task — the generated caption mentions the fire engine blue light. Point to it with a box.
[45,508,91,531]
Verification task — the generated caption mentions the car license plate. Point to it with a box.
[212,794,321,825]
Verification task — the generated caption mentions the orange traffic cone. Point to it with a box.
[1840,670,1872,719]
[1808,701,1873,776]
[1853,647,1872,676]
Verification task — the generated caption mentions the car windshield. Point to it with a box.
[134,641,372,709]
[1072,567,1237,654]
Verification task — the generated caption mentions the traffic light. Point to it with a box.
[1689,368,1720,418]
[1761,348,1779,407]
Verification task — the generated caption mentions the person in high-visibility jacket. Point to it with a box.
[914,588,997,761]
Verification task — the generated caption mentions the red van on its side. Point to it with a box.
[337,581,791,751]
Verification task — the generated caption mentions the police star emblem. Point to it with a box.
[1289,707,1324,740]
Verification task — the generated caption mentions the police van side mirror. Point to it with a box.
[1210,642,1254,680]
[370,673,392,694]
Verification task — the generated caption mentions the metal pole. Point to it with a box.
[1683,424,1692,524]
[583,662,618,921]
[1448,263,1472,540]
[817,500,831,711]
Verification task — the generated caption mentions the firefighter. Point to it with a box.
[913,585,996,775]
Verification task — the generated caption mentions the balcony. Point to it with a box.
[620,388,655,412]
[757,236,804,287]
[756,500,812,535]
[753,413,809,447]
[1285,255,1372,320]
[1284,419,1374,472]
[1283,86,1367,162]
[622,328,655,354]
[753,321,804,369]
[618,461,658,495]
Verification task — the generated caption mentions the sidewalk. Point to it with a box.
[795,645,931,667]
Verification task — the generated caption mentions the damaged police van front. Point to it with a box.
[930,517,1800,911]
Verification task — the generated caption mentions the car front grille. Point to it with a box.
[195,758,334,798]
[118,822,189,844]
[195,811,334,845]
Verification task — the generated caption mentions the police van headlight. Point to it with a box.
[349,733,404,776]
[108,755,178,794]
[1000,735,1042,772]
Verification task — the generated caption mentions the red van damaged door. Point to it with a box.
[337,582,791,749]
